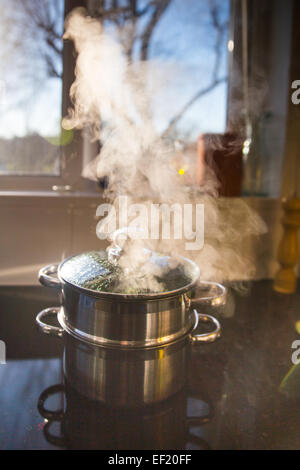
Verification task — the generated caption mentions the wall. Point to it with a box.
[0,192,282,285]
[0,192,107,285]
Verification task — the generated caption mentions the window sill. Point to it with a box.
[0,190,102,197]
[0,190,104,207]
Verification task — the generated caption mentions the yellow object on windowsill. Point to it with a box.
[273,196,300,294]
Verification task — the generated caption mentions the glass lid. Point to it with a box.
[59,250,198,295]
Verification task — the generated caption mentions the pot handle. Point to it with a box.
[36,307,64,337]
[190,309,221,343]
[38,384,66,448]
[38,384,65,421]
[38,264,60,288]
[190,281,227,306]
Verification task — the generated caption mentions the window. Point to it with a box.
[0,0,230,192]
[0,0,64,176]
[88,0,230,140]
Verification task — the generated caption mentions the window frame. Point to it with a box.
[227,0,296,198]
[4,0,295,196]
[0,0,98,193]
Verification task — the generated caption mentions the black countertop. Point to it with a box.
[0,281,300,450]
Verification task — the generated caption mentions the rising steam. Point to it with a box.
[63,7,266,285]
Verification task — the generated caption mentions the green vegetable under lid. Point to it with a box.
[59,250,196,294]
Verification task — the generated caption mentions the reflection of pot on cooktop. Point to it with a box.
[38,382,213,450]
[36,227,226,350]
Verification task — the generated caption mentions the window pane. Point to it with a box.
[88,0,229,141]
[0,0,64,176]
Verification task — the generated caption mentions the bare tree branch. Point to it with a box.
[140,0,171,61]
[19,0,63,79]
[44,52,62,78]
[46,36,63,56]
[209,0,228,80]
[161,76,227,138]
[8,0,228,141]
[91,0,159,60]
[162,0,228,137]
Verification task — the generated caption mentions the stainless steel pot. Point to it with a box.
[37,252,225,348]
[38,320,192,405]
[63,328,191,405]
[36,310,216,406]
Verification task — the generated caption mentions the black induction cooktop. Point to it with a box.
[1,282,300,450]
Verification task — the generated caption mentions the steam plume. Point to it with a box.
[63,7,266,285]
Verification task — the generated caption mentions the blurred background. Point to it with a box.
[0,0,299,286]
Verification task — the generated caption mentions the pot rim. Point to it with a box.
[57,253,200,301]
[58,307,198,349]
